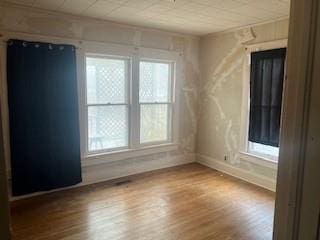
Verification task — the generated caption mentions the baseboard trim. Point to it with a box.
[10,153,195,201]
[197,154,276,192]
[82,153,195,187]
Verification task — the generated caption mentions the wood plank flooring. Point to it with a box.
[11,163,275,240]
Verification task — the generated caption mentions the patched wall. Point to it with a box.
[0,4,200,193]
[0,3,290,195]
[197,19,289,189]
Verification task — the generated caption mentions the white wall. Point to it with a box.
[0,4,200,198]
[197,19,289,192]
[0,3,291,198]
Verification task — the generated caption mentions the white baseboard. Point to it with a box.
[10,153,195,201]
[197,154,276,192]
[82,153,195,186]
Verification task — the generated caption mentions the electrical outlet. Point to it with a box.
[224,156,228,161]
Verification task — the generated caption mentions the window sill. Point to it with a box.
[82,143,179,167]
[238,151,278,170]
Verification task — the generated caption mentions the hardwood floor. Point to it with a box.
[11,163,275,240]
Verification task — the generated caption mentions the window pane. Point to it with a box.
[140,104,169,143]
[86,57,127,104]
[139,61,170,103]
[248,142,279,161]
[88,106,128,151]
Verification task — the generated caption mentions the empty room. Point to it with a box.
[1,0,320,239]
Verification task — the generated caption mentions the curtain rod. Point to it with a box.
[0,29,182,54]
[1,39,81,49]
[0,30,82,48]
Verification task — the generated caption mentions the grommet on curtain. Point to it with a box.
[49,44,53,50]
[35,44,39,48]
[22,42,27,47]
[59,46,64,50]
[8,41,13,46]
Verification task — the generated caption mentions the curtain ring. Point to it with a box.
[35,44,39,48]
[22,42,27,47]
[8,41,13,46]
[49,44,53,50]
[59,46,64,50]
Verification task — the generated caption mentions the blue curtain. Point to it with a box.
[249,48,286,147]
[7,39,82,196]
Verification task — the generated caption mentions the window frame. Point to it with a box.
[239,39,287,164]
[138,58,175,147]
[247,142,279,161]
[85,54,131,154]
[78,42,180,163]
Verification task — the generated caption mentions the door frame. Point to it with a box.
[273,0,320,239]
[0,90,11,239]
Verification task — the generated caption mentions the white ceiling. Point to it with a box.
[4,0,291,35]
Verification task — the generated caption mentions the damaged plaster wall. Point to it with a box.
[0,4,200,191]
[197,19,289,191]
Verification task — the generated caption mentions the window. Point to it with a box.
[139,61,172,144]
[86,56,129,152]
[84,50,177,156]
[247,48,286,160]
[248,142,279,161]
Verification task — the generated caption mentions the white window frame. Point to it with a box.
[138,58,175,147]
[85,54,131,154]
[78,42,181,166]
[239,39,287,165]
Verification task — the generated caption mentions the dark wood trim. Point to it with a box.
[0,94,11,239]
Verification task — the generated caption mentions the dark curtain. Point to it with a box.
[7,39,82,196]
[249,48,286,147]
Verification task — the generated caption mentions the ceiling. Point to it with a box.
[4,0,291,35]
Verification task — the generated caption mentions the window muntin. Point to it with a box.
[139,61,173,144]
[86,56,129,152]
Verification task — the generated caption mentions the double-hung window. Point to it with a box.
[240,41,287,164]
[83,45,177,157]
[86,56,129,152]
[139,61,172,144]
[245,47,286,161]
